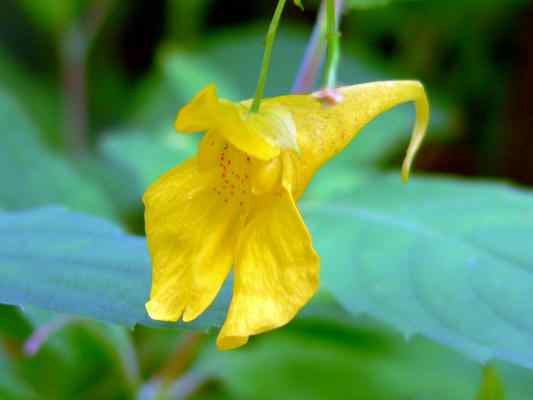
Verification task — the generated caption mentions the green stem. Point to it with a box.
[61,0,116,157]
[323,0,341,89]
[250,0,288,113]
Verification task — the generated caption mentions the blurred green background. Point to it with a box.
[1,0,533,399]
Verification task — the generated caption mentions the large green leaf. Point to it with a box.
[302,172,533,370]
[0,207,229,332]
[0,207,339,339]
[2,171,533,371]
[0,92,114,217]
[195,317,533,400]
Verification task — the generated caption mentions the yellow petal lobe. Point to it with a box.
[176,85,300,161]
[250,157,282,195]
[143,158,238,323]
[217,100,280,161]
[244,103,299,154]
[175,84,218,133]
[216,188,319,350]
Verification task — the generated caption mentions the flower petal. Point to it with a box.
[175,84,218,133]
[174,84,302,160]
[144,158,239,323]
[198,130,226,170]
[216,189,319,350]
[272,80,430,196]
[217,101,281,161]
[244,103,299,154]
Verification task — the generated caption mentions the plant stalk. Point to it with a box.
[250,0,288,113]
[61,0,115,157]
[323,0,342,89]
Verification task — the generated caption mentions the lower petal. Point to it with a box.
[143,158,238,323]
[216,189,319,350]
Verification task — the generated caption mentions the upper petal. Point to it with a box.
[143,158,238,323]
[175,84,219,133]
[216,188,319,350]
[271,80,430,197]
[175,85,300,161]
[243,103,299,154]
[217,100,281,161]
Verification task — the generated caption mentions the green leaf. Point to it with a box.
[0,354,37,400]
[78,322,140,395]
[8,304,141,399]
[293,0,304,10]
[167,0,212,40]
[131,325,186,378]
[0,48,62,145]
[4,158,532,374]
[100,129,197,199]
[0,305,32,340]
[16,0,80,35]
[0,207,343,341]
[345,0,406,9]
[0,92,114,218]
[195,318,533,400]
[0,207,229,332]
[303,172,533,370]
[477,365,505,400]
[94,129,198,229]
[128,51,240,131]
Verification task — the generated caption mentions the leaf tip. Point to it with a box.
[293,0,304,10]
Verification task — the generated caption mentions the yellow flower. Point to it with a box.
[144,81,429,350]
